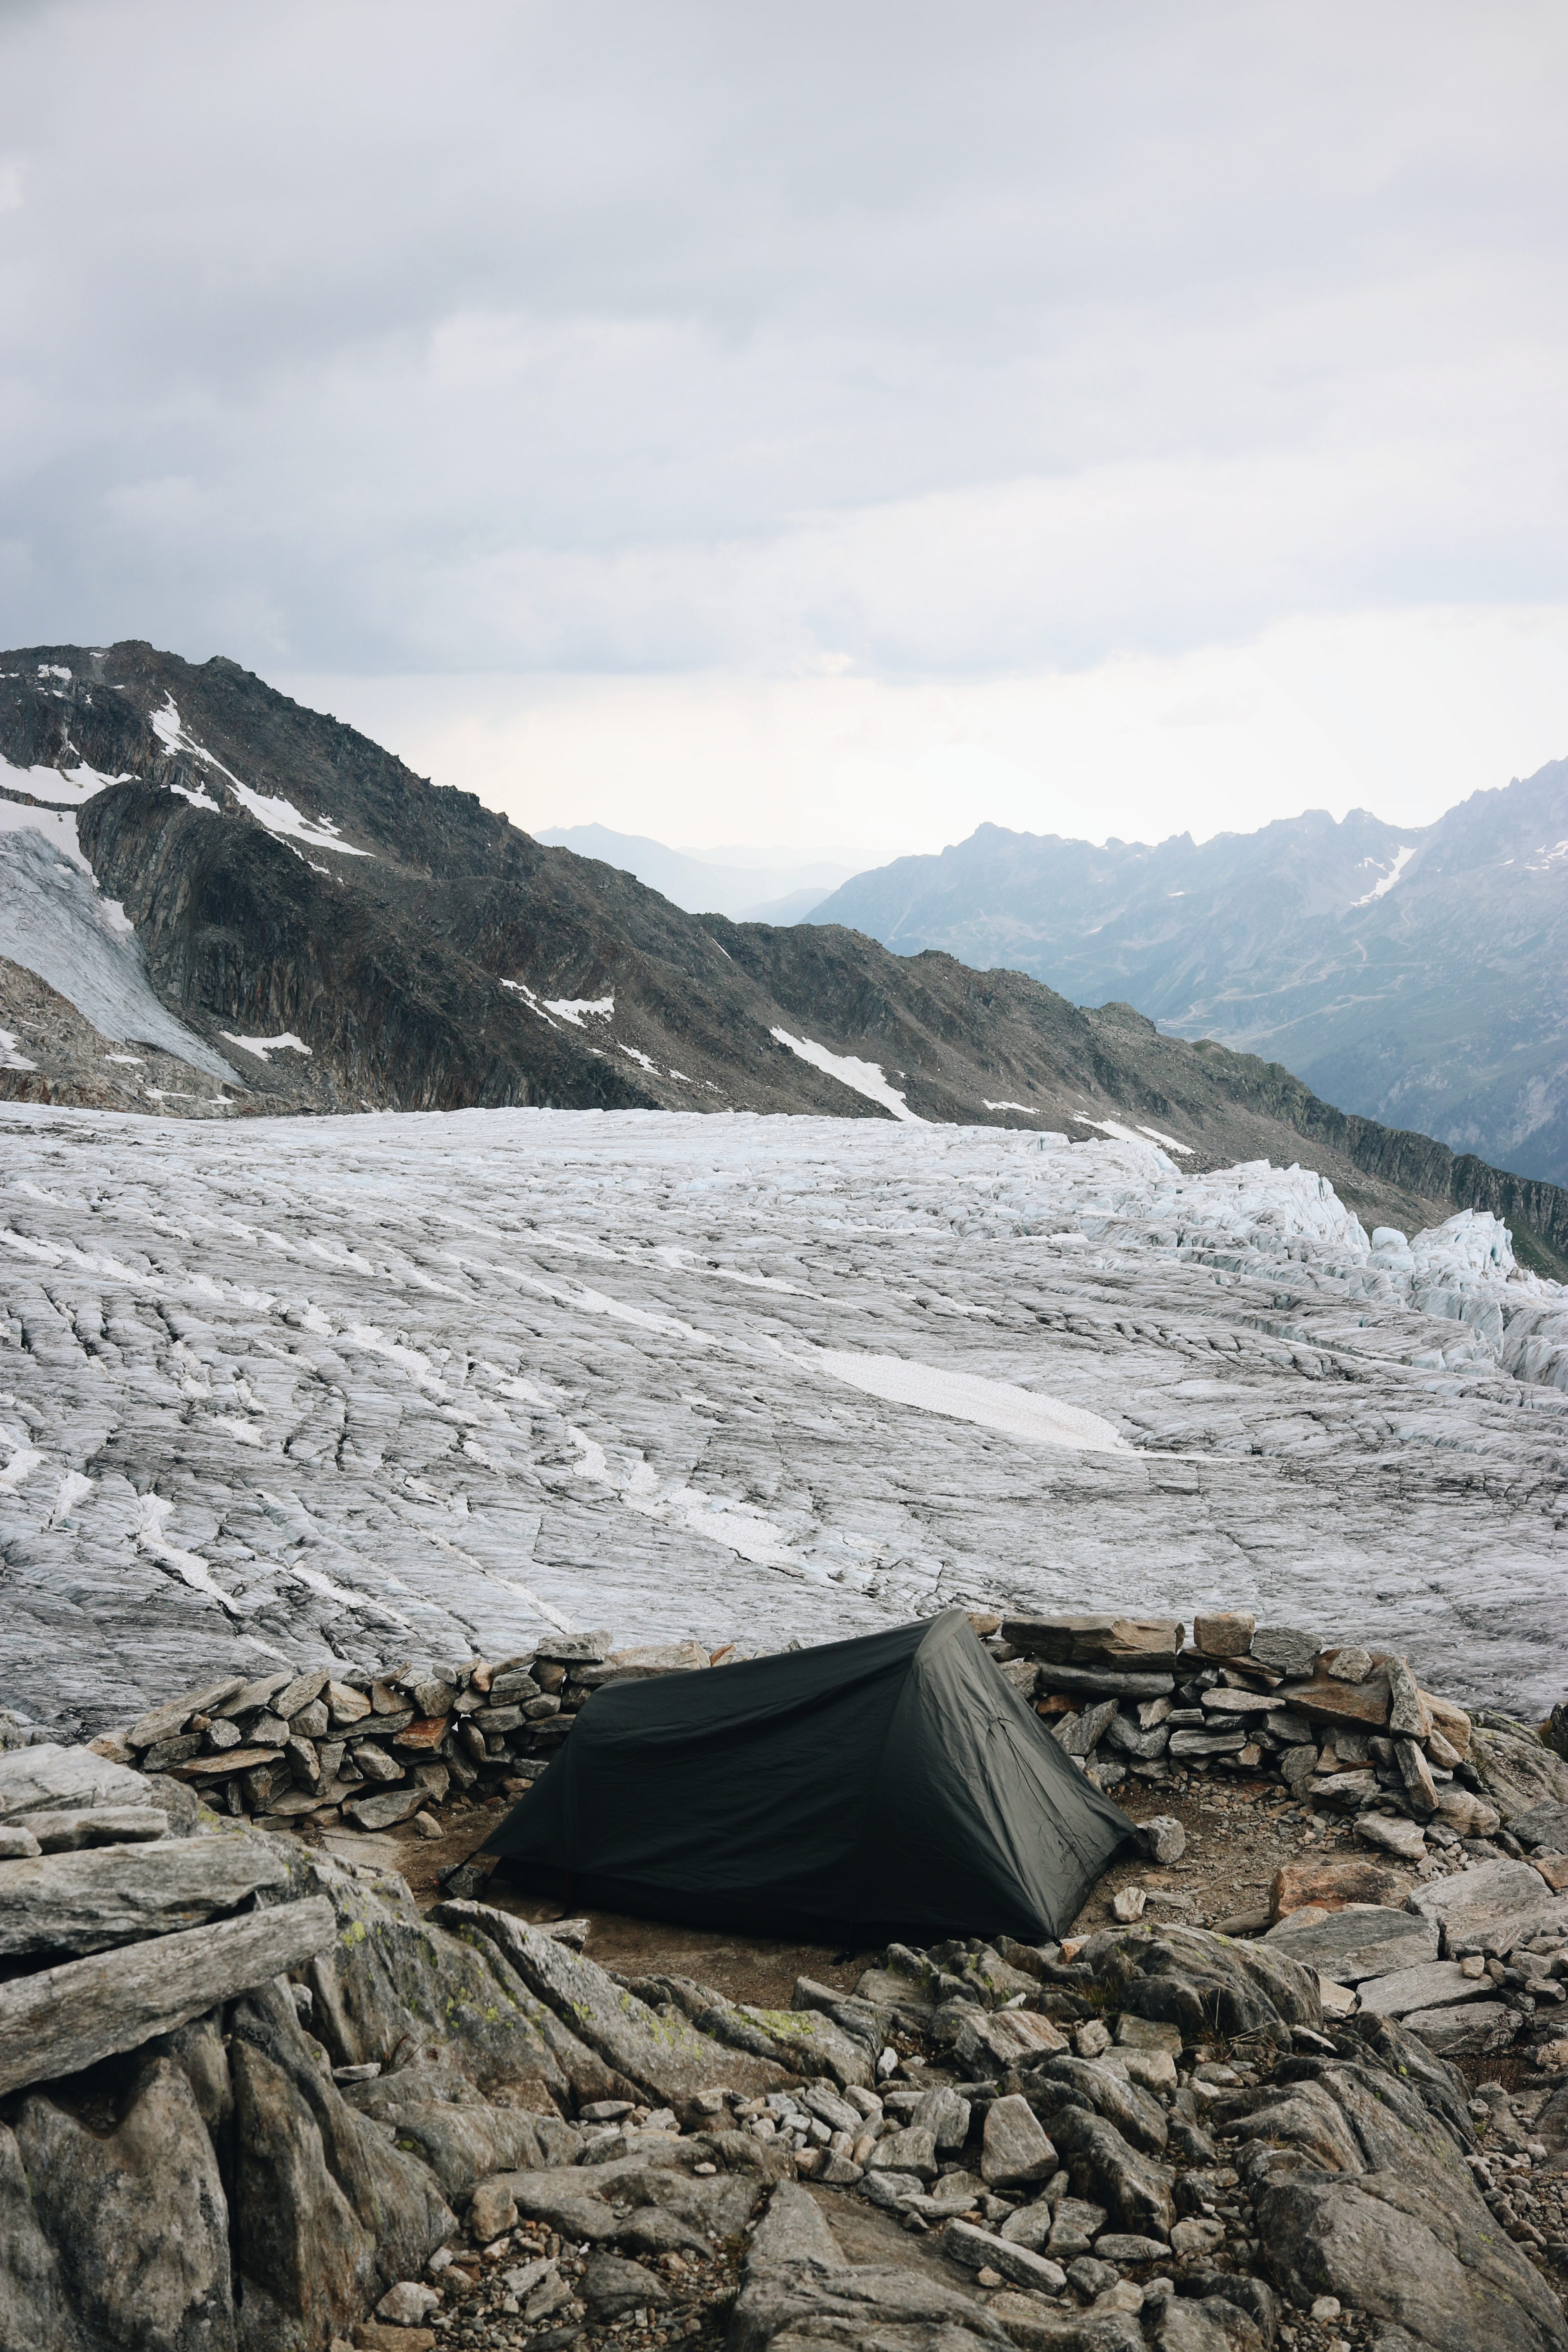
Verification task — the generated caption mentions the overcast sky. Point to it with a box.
[3,1,1566,855]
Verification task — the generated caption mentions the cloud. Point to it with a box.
[1,0,1565,685]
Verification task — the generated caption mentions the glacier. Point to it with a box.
[0,1103,1564,1735]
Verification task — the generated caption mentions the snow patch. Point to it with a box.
[771,1029,921,1122]
[1353,844,1417,905]
[231,782,372,857]
[545,995,614,1026]
[985,1099,1039,1114]
[0,1028,37,1073]
[1137,1124,1193,1154]
[220,1033,313,1062]
[815,1351,1126,1452]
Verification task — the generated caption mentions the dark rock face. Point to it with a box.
[3,641,1565,1263]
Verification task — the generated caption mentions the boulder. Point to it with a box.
[1472,1726,1568,1823]
[1250,1627,1319,1679]
[1048,2109,1174,2240]
[1356,1813,1430,1861]
[227,1982,454,2351]
[1512,1803,1568,1852]
[952,2007,1069,2073]
[1084,1923,1321,2043]
[11,2051,235,2352]
[1029,2057,1168,2154]
[581,2249,670,2319]
[1258,2165,1567,2352]
[1262,1904,1438,1985]
[1193,1613,1255,1658]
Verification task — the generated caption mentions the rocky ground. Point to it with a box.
[7,1606,1568,2350]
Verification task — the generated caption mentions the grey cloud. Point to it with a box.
[1,0,1565,674]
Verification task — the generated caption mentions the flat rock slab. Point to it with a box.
[1271,1670,1392,1731]
[1355,1961,1491,2020]
[1403,2000,1517,2057]
[21,1806,169,1852]
[0,1836,289,1957]
[1263,1903,1437,1984]
[1272,1856,1409,1918]
[1409,1858,1568,1957]
[0,1743,151,1818]
[0,1895,335,2096]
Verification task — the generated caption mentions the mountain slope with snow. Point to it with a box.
[2,641,1566,1274]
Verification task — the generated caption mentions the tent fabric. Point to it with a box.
[489,1609,1134,1943]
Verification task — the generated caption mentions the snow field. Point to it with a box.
[0,1105,1564,1733]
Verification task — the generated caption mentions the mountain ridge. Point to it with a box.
[810,774,1568,1186]
[3,639,1566,1274]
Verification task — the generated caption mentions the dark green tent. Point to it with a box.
[489,1609,1133,1943]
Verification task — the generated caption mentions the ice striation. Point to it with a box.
[0,1105,1564,1737]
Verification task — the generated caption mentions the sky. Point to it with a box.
[3,1,1566,861]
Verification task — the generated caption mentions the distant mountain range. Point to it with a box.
[535,824,858,924]
[811,770,1568,1188]
[3,641,1566,1274]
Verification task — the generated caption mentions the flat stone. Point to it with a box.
[1168,1729,1247,1759]
[1432,1786,1500,1838]
[343,1788,423,1830]
[981,2093,1058,2187]
[1199,1686,1276,1717]
[0,1743,151,1818]
[1193,1613,1255,1658]
[1263,1903,1437,1984]
[868,2125,938,2181]
[0,1837,290,1958]
[1047,2198,1108,2258]
[1354,1813,1428,1861]
[1031,1665,1177,1700]
[1095,2233,1173,2265]
[0,1895,335,2096]
[1408,1858,1568,1956]
[944,2218,1067,2294]
[21,1807,169,1852]
[164,1745,285,1779]
[127,1676,248,1750]
[1355,1960,1491,2019]
[953,2007,1069,2072]
[1249,1626,1320,1679]
[1004,1616,1183,1671]
[1271,1669,1392,1731]
[1272,1856,1409,1917]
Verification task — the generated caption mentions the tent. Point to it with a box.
[488,1609,1134,1943]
